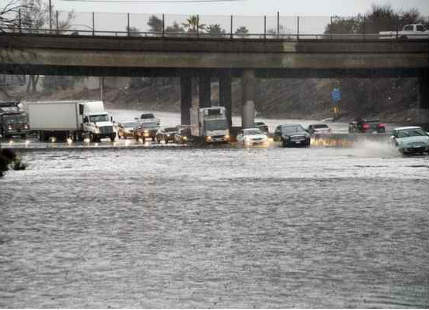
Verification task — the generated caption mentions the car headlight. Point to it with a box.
[24,124,29,129]
[206,136,212,142]
[8,125,12,130]
[225,134,230,140]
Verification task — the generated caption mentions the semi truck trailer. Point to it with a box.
[24,100,116,142]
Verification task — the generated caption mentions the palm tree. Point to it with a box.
[182,15,205,33]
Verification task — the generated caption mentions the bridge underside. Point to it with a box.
[0,64,423,79]
[1,34,428,128]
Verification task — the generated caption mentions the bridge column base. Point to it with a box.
[241,70,256,129]
[199,75,211,108]
[180,76,192,125]
[220,72,232,129]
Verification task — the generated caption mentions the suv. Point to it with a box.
[349,119,386,133]
[134,121,159,142]
[274,124,311,147]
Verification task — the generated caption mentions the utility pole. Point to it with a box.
[49,0,52,31]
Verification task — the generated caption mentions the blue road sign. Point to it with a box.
[331,88,341,103]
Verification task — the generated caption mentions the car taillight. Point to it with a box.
[362,124,370,129]
[377,123,386,128]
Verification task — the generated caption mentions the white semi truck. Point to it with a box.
[24,100,116,142]
[190,106,230,143]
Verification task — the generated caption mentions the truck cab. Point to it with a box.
[0,101,30,139]
[82,110,116,142]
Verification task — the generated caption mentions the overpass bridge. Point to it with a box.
[1,33,428,127]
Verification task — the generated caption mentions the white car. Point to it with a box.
[307,124,331,135]
[391,126,429,154]
[236,128,268,146]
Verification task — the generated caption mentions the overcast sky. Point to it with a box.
[53,0,429,16]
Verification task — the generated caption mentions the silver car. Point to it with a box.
[391,126,429,154]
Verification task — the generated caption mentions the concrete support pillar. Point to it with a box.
[180,76,192,125]
[418,69,429,110]
[219,73,232,129]
[241,69,256,129]
[199,74,211,108]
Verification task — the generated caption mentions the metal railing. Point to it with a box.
[2,11,429,41]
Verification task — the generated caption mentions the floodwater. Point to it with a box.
[1,110,429,308]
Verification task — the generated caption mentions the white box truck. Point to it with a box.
[190,106,230,143]
[24,100,116,142]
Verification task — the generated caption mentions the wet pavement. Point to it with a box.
[1,111,428,308]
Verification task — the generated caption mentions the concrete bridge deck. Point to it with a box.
[0,33,428,128]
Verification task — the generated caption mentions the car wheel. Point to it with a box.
[378,128,386,133]
[281,138,288,147]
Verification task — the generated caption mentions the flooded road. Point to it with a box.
[1,111,429,308]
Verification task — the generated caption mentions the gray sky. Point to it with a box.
[53,0,429,16]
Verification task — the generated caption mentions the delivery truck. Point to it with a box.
[190,106,230,143]
[24,100,116,142]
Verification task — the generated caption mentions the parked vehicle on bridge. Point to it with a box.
[307,123,331,135]
[379,24,429,40]
[0,101,30,139]
[134,121,159,142]
[155,126,179,143]
[117,120,139,139]
[24,100,116,142]
[274,124,311,147]
[390,126,429,154]
[190,106,230,143]
[348,119,386,134]
[236,128,268,146]
[140,113,160,126]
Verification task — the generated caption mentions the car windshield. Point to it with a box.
[165,127,178,132]
[397,128,427,138]
[244,129,262,135]
[205,119,227,131]
[122,122,138,128]
[282,125,305,133]
[313,124,328,129]
[141,122,158,128]
[90,114,109,122]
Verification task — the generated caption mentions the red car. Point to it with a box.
[349,119,386,133]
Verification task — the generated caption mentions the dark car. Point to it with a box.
[349,119,386,133]
[174,126,192,144]
[134,121,159,142]
[274,124,311,147]
[255,121,269,134]
[155,126,179,143]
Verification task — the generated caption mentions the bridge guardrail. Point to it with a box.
[1,11,429,41]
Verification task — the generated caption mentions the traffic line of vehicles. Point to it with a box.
[2,100,428,155]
